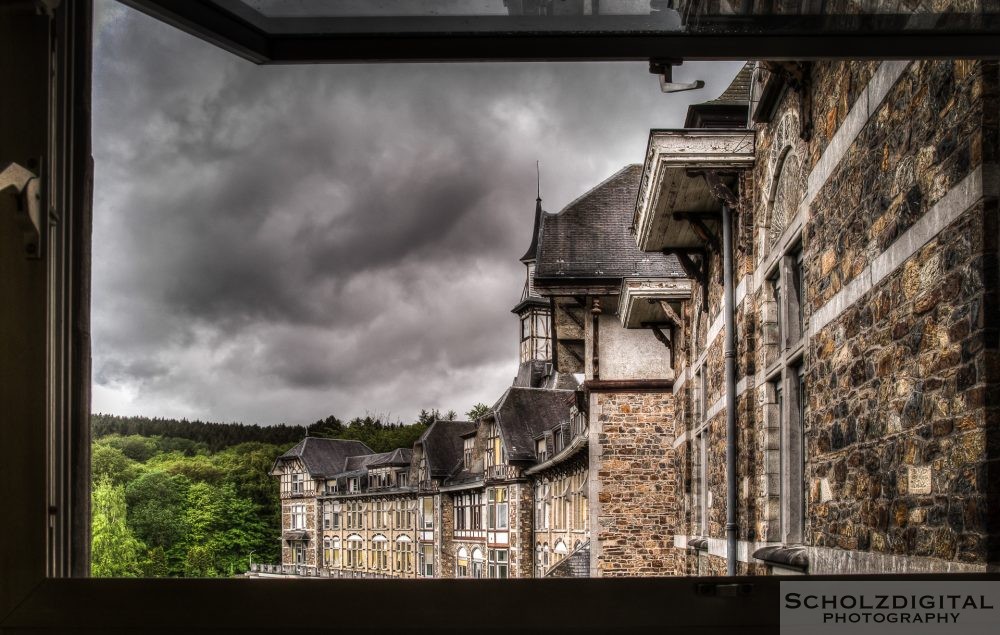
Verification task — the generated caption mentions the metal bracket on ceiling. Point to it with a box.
[649,59,705,94]
[0,161,42,259]
[762,61,813,141]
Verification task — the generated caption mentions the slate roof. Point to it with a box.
[545,541,591,578]
[493,386,576,462]
[343,453,387,472]
[367,447,413,468]
[275,437,375,478]
[534,165,685,284]
[417,420,476,479]
[706,61,752,105]
[684,62,752,128]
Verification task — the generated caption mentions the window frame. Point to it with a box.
[3,4,994,634]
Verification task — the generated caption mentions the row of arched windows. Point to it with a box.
[455,546,485,578]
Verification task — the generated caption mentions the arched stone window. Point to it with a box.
[331,536,341,567]
[394,535,413,573]
[471,547,485,579]
[456,546,469,577]
[761,111,807,257]
[345,534,364,569]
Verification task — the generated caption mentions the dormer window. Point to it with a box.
[536,439,548,462]
[485,423,505,468]
[463,437,474,469]
[398,471,408,488]
[349,478,359,493]
[291,472,303,494]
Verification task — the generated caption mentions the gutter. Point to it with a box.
[722,203,739,576]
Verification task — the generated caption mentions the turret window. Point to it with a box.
[519,307,552,363]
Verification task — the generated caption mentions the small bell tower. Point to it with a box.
[511,170,552,366]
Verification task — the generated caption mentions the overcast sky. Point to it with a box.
[91,0,744,426]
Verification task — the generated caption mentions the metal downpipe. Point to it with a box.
[722,204,738,576]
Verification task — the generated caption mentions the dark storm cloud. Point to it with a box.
[91,0,744,424]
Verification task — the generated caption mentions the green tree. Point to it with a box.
[184,544,217,577]
[466,403,491,421]
[142,546,170,577]
[126,470,188,550]
[91,477,146,577]
[91,443,141,485]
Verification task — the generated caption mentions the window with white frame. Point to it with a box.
[519,307,551,363]
[373,500,388,529]
[293,541,306,564]
[346,501,364,529]
[471,547,484,578]
[395,536,413,573]
[290,504,306,530]
[323,537,332,565]
[463,437,474,469]
[346,535,363,568]
[763,240,806,545]
[536,438,548,462]
[571,470,587,530]
[397,470,408,488]
[420,544,434,577]
[322,501,332,529]
[349,477,359,493]
[553,477,569,529]
[331,502,341,529]
[331,536,341,567]
[456,546,469,577]
[487,487,508,530]
[691,368,708,537]
[395,498,415,529]
[488,548,508,579]
[420,497,434,529]
[291,472,303,494]
[371,535,389,571]
[485,423,505,468]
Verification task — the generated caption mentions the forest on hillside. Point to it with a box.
[90,407,485,577]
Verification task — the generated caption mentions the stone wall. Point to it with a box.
[512,482,533,578]
[593,390,684,576]
[802,60,998,570]
[668,59,997,574]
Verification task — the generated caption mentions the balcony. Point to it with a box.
[248,563,396,579]
[485,464,520,481]
[632,129,755,253]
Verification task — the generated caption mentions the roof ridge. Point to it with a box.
[545,164,641,219]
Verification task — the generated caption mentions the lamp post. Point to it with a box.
[248,550,255,573]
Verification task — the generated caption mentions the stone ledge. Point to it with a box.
[752,545,809,572]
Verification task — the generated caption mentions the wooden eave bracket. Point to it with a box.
[0,161,42,259]
[672,211,720,252]
[642,322,673,349]
[668,249,709,312]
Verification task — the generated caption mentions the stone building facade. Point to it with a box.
[632,60,998,574]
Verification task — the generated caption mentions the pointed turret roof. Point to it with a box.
[519,196,544,263]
